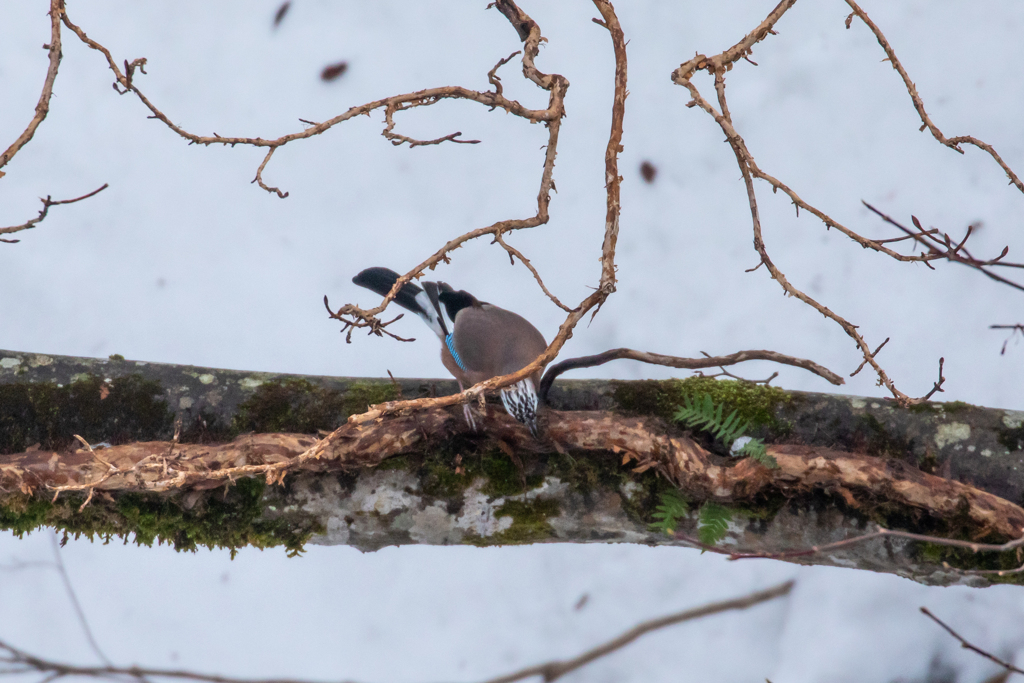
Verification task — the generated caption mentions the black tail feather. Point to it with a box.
[352,267,425,315]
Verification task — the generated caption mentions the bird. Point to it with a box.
[352,267,547,436]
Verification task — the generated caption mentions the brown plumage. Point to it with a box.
[352,267,547,435]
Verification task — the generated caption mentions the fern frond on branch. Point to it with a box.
[649,489,689,536]
[673,394,779,469]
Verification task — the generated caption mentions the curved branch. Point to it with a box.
[538,347,844,404]
[845,0,1024,195]
[340,0,626,426]
[59,8,562,200]
[0,185,109,244]
[0,0,64,174]
[483,581,793,683]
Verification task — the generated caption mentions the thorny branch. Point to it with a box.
[671,0,1024,407]
[58,4,562,200]
[844,0,1024,195]
[0,582,793,683]
[0,185,109,243]
[15,0,844,427]
[329,0,627,427]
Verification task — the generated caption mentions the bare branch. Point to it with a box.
[0,582,792,683]
[670,0,962,407]
[0,184,109,243]
[49,535,113,667]
[538,347,843,404]
[335,0,623,426]
[480,581,794,683]
[0,640,356,683]
[0,0,64,174]
[677,524,1024,564]
[991,324,1024,355]
[492,232,575,312]
[920,607,1024,677]
[58,6,561,199]
[845,0,1024,195]
[863,202,1024,293]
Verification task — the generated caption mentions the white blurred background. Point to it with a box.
[2,1,1023,681]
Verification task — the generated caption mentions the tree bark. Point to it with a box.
[2,348,1023,586]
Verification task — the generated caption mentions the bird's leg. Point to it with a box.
[458,379,478,431]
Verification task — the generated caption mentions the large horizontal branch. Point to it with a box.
[3,349,1024,586]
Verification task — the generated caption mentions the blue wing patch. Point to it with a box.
[446,334,467,371]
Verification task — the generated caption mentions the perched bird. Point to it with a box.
[352,267,547,436]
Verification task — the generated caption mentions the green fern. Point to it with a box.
[674,394,779,469]
[697,502,732,547]
[735,438,779,469]
[674,394,749,443]
[649,489,689,536]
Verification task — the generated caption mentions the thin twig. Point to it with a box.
[850,338,888,377]
[920,607,1024,676]
[845,0,1024,195]
[991,324,1024,356]
[492,232,574,312]
[0,640,357,683]
[0,582,792,683]
[0,184,109,243]
[674,524,1024,562]
[670,0,967,407]
[863,202,1024,293]
[0,0,64,174]
[480,581,794,683]
[49,534,112,667]
[331,0,622,425]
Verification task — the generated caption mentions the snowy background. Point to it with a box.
[2,1,1024,681]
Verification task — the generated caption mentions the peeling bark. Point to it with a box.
[2,349,1024,586]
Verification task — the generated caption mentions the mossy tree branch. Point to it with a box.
[3,350,1024,586]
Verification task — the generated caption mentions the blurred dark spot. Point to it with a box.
[273,1,291,28]
[156,277,166,288]
[574,593,589,610]
[321,61,349,82]
[640,160,657,184]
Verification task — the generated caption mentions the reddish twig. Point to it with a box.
[0,185,109,243]
[669,0,1001,407]
[337,0,624,425]
[920,607,1024,676]
[492,232,575,312]
[991,324,1024,356]
[863,202,1024,294]
[0,0,64,175]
